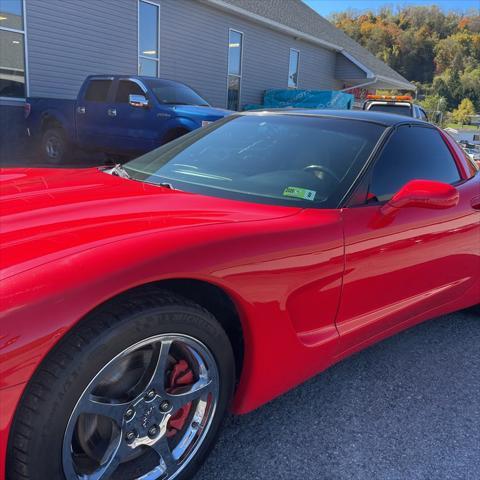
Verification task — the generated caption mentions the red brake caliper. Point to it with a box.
[166,359,194,438]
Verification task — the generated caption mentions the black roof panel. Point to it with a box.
[243,108,428,127]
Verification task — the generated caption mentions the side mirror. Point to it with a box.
[129,94,149,108]
[381,179,459,216]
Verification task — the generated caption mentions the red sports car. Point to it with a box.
[1,110,479,480]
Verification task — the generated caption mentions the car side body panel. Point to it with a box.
[337,177,480,353]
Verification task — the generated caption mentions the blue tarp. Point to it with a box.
[243,89,353,111]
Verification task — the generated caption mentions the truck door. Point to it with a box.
[109,79,160,154]
[76,78,116,151]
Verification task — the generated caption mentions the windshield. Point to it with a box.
[367,104,412,116]
[144,79,209,106]
[124,114,385,208]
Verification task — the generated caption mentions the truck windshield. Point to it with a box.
[123,114,385,208]
[144,79,209,106]
[367,104,412,116]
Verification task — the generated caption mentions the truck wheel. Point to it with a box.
[41,128,70,163]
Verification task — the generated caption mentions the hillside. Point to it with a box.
[332,6,480,112]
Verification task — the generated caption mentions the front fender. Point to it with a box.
[160,116,200,143]
[0,210,343,428]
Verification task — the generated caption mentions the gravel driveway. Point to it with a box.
[196,310,480,480]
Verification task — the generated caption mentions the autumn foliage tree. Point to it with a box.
[452,98,476,125]
[332,6,480,111]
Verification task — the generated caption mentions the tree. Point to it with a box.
[332,6,480,111]
[434,31,480,73]
[460,67,480,110]
[419,94,447,123]
[420,94,446,124]
[451,98,476,125]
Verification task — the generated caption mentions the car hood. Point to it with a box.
[171,104,232,120]
[0,167,299,277]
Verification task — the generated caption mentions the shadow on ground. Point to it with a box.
[0,146,107,169]
[196,310,480,480]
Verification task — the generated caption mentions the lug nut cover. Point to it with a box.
[145,389,156,400]
[160,400,170,412]
[125,430,137,443]
[148,425,159,438]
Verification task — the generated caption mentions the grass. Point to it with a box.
[445,123,480,131]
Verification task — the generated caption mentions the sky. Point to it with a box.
[304,0,480,17]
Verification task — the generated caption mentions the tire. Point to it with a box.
[465,304,480,315]
[6,289,235,480]
[41,127,70,164]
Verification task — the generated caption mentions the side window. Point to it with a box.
[370,126,461,202]
[419,108,428,121]
[84,80,112,102]
[115,81,145,103]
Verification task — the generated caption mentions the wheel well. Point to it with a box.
[41,115,62,133]
[105,280,245,381]
[163,127,190,143]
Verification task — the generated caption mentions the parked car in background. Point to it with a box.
[25,76,231,163]
[363,95,428,120]
[463,147,480,166]
[443,132,480,171]
[2,110,479,480]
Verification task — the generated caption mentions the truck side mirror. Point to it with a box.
[129,94,149,108]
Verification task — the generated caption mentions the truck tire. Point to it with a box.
[41,127,70,164]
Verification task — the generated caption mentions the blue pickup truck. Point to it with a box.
[26,75,231,163]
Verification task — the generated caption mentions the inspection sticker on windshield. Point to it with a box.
[283,187,316,201]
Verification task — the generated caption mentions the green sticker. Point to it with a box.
[283,186,316,201]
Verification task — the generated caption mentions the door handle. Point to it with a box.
[77,106,86,114]
[107,108,117,117]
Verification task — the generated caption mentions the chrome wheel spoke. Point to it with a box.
[168,377,213,409]
[146,340,173,394]
[151,437,179,476]
[80,394,127,426]
[88,440,128,480]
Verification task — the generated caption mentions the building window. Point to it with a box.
[138,0,159,76]
[0,0,27,99]
[288,49,300,88]
[227,29,243,111]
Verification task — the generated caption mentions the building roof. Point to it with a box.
[206,0,414,91]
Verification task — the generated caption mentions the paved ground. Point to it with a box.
[0,146,107,169]
[196,310,480,480]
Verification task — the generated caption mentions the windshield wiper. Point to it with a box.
[110,164,131,179]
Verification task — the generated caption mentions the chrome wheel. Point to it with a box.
[62,334,219,480]
[45,134,63,161]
